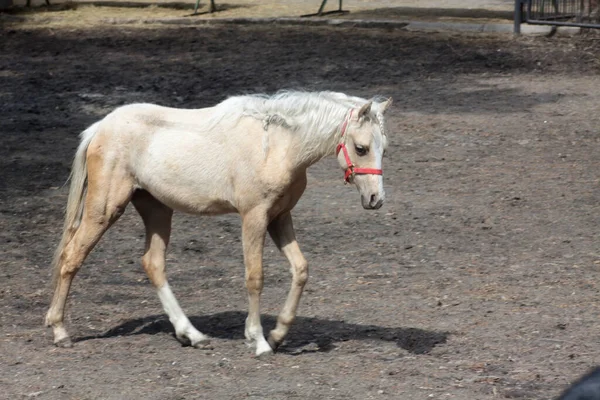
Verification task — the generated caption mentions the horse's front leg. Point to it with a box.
[266,211,308,351]
[241,208,273,356]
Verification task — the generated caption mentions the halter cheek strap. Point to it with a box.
[335,109,383,184]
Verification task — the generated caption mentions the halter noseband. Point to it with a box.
[336,109,384,184]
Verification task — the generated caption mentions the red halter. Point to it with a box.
[336,109,383,183]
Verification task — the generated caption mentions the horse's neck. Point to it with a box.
[292,115,344,168]
[291,129,340,170]
[247,99,347,169]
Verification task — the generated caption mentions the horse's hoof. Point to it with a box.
[176,335,192,347]
[255,342,274,358]
[192,339,213,350]
[55,337,73,348]
[267,335,282,352]
[255,348,274,359]
[177,331,212,349]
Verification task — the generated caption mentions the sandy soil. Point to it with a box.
[1,18,600,400]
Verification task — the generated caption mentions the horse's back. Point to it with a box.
[87,103,270,215]
[85,102,302,216]
[102,103,213,134]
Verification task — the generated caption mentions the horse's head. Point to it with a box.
[336,97,392,210]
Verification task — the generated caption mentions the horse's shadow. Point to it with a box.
[76,311,448,355]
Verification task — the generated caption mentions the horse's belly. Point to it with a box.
[139,183,238,216]
[133,158,238,215]
[128,129,241,215]
[161,194,237,215]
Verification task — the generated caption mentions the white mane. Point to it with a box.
[204,91,388,164]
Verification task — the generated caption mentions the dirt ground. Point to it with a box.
[2,15,600,400]
[0,0,518,30]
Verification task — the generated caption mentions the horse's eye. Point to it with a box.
[355,145,368,156]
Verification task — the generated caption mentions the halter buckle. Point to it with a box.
[343,164,355,184]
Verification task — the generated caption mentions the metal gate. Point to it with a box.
[514,0,600,32]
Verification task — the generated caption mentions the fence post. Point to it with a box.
[514,0,524,34]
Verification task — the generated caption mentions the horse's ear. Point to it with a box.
[381,97,393,114]
[357,101,372,119]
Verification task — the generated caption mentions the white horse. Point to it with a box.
[45,91,392,356]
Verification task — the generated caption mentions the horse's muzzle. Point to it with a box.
[362,193,384,210]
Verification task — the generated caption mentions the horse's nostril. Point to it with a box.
[363,194,382,210]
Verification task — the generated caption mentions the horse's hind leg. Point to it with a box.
[45,160,133,347]
[131,190,210,348]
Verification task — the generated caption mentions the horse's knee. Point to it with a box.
[293,261,309,286]
[246,273,264,294]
